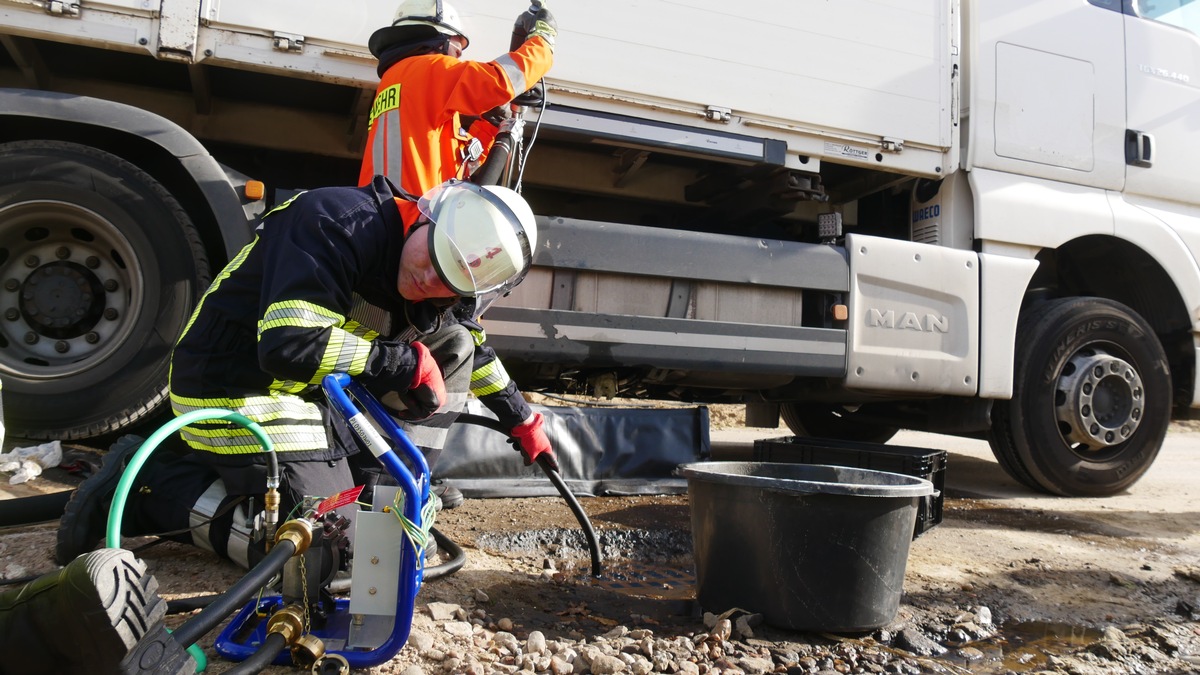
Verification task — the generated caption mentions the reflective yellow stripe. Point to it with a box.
[270,380,310,395]
[256,300,375,381]
[176,238,258,348]
[470,327,486,346]
[178,426,327,454]
[171,392,326,454]
[170,237,260,390]
[343,320,379,341]
[259,300,341,335]
[470,359,511,397]
[318,331,373,381]
[170,392,322,423]
[260,191,306,219]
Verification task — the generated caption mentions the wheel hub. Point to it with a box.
[19,262,104,339]
[0,200,138,374]
[1055,350,1144,449]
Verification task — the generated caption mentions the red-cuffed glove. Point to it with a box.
[509,412,558,471]
[378,342,445,421]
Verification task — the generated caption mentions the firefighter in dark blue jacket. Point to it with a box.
[56,176,556,567]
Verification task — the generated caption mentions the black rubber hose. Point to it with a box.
[424,526,466,580]
[171,538,297,647]
[0,491,71,527]
[470,130,516,187]
[455,413,604,577]
[224,631,287,675]
[166,594,219,615]
[537,454,603,578]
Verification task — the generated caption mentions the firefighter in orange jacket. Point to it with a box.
[358,0,558,508]
[360,0,556,228]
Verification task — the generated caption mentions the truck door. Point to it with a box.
[1123,1,1200,204]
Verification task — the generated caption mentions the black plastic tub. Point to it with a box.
[679,461,935,633]
[752,436,947,538]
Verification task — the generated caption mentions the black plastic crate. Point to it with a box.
[752,436,946,538]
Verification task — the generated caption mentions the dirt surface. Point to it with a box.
[0,407,1198,674]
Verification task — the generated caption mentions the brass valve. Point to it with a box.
[266,605,306,644]
[274,518,313,555]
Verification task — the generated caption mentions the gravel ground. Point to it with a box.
[0,406,1198,674]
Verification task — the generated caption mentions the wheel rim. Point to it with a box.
[0,200,143,379]
[1054,346,1144,450]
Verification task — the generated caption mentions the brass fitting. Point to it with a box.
[292,633,326,668]
[266,605,306,645]
[264,487,281,550]
[274,518,313,555]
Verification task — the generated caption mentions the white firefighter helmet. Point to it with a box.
[369,0,469,57]
[417,181,537,298]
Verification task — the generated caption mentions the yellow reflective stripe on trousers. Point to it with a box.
[470,359,511,397]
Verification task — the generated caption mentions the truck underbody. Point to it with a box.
[3,0,1199,499]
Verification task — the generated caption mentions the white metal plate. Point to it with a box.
[846,233,978,395]
[200,0,390,50]
[455,0,955,155]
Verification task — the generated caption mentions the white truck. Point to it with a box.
[1,0,1197,496]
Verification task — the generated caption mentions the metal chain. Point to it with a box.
[300,554,311,633]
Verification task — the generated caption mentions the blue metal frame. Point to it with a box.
[213,373,432,669]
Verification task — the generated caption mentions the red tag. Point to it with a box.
[314,485,365,517]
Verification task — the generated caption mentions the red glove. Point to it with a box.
[510,413,558,471]
[386,342,445,421]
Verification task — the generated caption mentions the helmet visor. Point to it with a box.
[419,183,533,297]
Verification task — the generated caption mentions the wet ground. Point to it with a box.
[0,421,1197,672]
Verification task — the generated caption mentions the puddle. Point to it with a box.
[941,621,1105,673]
[997,621,1103,670]
[584,560,696,601]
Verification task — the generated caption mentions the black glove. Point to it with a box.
[511,3,557,51]
[512,81,545,108]
[481,104,512,128]
[369,341,446,421]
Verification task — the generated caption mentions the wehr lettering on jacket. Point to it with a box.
[369,84,402,129]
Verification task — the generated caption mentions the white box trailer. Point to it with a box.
[1,0,1198,496]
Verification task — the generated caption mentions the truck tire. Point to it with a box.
[988,297,1170,496]
[0,141,210,439]
[780,403,899,444]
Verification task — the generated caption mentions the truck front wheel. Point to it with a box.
[988,297,1170,496]
[0,141,210,439]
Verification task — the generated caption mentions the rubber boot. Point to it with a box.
[0,548,194,675]
[56,435,145,565]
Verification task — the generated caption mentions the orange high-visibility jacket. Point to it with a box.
[359,36,554,231]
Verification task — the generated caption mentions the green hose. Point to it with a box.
[104,408,274,673]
